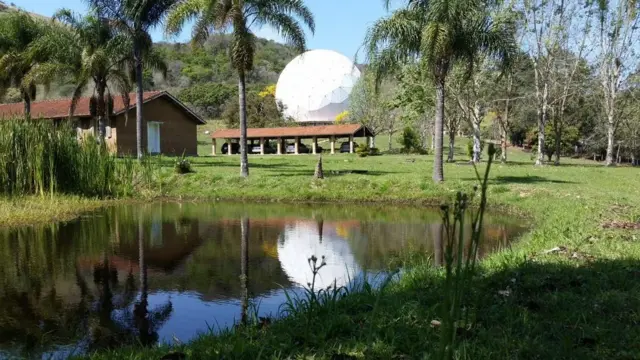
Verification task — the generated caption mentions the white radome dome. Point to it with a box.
[276,49,361,123]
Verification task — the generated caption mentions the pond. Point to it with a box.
[0,202,526,359]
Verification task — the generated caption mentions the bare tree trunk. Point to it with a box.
[388,131,392,151]
[536,83,548,166]
[240,217,249,325]
[471,101,482,163]
[501,127,508,163]
[22,92,31,119]
[554,120,562,166]
[238,72,249,177]
[605,120,615,166]
[433,79,445,182]
[134,45,144,160]
[447,130,455,162]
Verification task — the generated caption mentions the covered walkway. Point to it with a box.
[210,124,374,155]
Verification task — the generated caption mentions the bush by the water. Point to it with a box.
[399,127,427,154]
[0,119,152,198]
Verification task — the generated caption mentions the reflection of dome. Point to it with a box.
[277,223,361,289]
[276,49,361,122]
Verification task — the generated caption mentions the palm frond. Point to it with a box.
[165,0,204,38]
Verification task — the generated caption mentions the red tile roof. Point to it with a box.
[0,91,205,124]
[211,124,373,139]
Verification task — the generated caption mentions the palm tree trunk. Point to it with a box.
[134,45,144,160]
[97,84,107,144]
[240,217,249,325]
[238,72,249,177]
[433,79,445,182]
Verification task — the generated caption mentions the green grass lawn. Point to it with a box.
[78,147,640,359]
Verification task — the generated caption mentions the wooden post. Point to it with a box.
[260,137,265,155]
[294,137,299,155]
[330,136,336,154]
[226,139,232,155]
[212,138,217,156]
[349,135,354,154]
[312,136,317,154]
[277,137,282,155]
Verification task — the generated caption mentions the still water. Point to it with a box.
[0,202,525,359]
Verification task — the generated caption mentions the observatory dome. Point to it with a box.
[275,49,361,123]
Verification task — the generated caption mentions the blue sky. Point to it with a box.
[9,0,393,60]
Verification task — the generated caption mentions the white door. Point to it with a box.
[147,122,161,154]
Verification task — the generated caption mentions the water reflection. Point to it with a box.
[0,202,525,358]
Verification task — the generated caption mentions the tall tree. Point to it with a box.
[88,0,176,159]
[519,0,591,165]
[26,10,133,143]
[0,11,49,116]
[349,73,398,148]
[364,0,516,182]
[166,0,315,178]
[594,0,639,166]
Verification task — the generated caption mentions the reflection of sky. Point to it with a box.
[277,223,361,289]
[148,289,294,343]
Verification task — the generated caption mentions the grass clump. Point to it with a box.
[174,152,192,174]
[0,118,153,198]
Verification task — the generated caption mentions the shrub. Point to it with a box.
[399,127,426,154]
[467,139,485,160]
[356,143,370,157]
[174,153,192,174]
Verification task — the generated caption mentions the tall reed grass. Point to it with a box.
[0,118,153,198]
[437,143,496,360]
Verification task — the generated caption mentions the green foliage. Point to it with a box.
[165,0,315,76]
[0,10,50,107]
[356,143,370,157]
[222,90,286,129]
[174,152,192,174]
[400,127,426,154]
[527,125,580,161]
[0,118,151,198]
[178,83,236,119]
[466,140,485,160]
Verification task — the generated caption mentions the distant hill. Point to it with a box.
[0,1,48,19]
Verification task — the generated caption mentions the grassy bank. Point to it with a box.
[0,195,107,228]
[78,148,640,359]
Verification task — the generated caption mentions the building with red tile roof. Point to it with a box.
[0,91,205,156]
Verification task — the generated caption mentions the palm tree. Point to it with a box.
[0,11,49,116]
[26,10,132,143]
[88,0,176,159]
[166,0,315,178]
[364,0,515,182]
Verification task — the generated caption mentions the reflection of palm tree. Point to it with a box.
[240,217,249,325]
[133,210,173,346]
